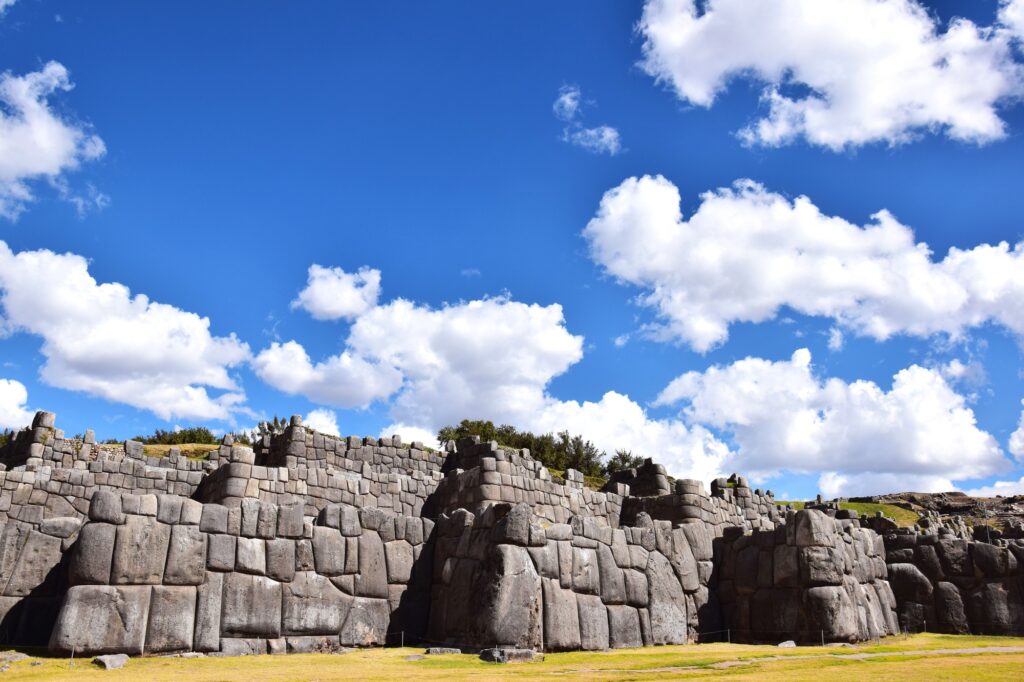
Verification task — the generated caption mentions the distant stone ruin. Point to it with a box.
[0,411,1020,656]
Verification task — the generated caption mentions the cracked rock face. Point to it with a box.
[0,411,1018,655]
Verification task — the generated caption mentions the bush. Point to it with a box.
[437,419,645,479]
[134,427,218,446]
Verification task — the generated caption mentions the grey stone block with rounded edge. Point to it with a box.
[283,571,351,635]
[110,515,170,584]
[50,585,151,655]
[92,653,129,669]
[164,525,206,585]
[220,573,282,638]
[479,647,543,663]
[146,585,197,653]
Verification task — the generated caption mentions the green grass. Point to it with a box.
[3,634,1023,681]
[547,468,607,491]
[141,443,220,461]
[773,500,919,527]
[838,501,920,527]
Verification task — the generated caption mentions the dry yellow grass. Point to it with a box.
[141,443,220,460]
[4,634,1023,681]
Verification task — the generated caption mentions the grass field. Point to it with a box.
[4,634,1023,681]
[140,443,220,460]
[838,501,920,527]
[774,500,920,528]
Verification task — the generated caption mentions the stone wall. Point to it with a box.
[48,491,435,655]
[429,439,624,526]
[256,420,445,518]
[1,409,1019,654]
[427,502,715,650]
[883,528,1024,635]
[621,476,781,536]
[718,509,899,643]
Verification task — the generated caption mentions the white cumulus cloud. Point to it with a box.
[290,264,381,321]
[256,296,584,419]
[527,390,730,485]
[0,377,32,430]
[584,175,1024,351]
[251,340,402,409]
[638,0,1024,149]
[0,241,250,421]
[963,475,1024,497]
[1009,400,1024,461]
[655,348,1008,497]
[1003,0,1024,41]
[303,408,339,437]
[0,62,107,220]
[260,272,731,481]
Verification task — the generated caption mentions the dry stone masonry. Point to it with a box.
[0,411,1019,656]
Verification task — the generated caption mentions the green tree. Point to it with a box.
[437,419,608,478]
[603,449,644,476]
[134,427,217,445]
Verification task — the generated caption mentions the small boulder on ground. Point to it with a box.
[479,648,543,663]
[92,654,129,670]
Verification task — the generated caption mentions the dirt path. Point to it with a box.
[546,645,1024,675]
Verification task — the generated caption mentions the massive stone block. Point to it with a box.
[477,544,542,648]
[146,586,197,653]
[283,571,351,635]
[194,572,223,652]
[577,593,609,650]
[607,605,642,649]
[220,573,282,638]
[541,578,581,651]
[69,523,115,585]
[4,530,62,596]
[340,597,389,646]
[111,515,171,584]
[354,531,388,598]
[164,525,206,585]
[646,552,687,644]
[49,585,151,655]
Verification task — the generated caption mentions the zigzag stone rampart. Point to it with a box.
[0,411,1019,655]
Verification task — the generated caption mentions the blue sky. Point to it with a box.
[2,0,1024,500]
